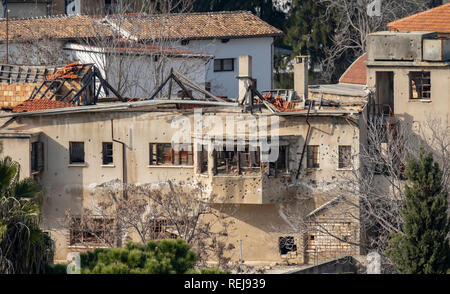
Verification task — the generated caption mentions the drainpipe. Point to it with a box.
[111,119,127,199]
[296,101,313,179]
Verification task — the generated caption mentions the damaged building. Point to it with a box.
[0,54,368,265]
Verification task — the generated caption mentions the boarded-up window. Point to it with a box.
[102,142,113,165]
[338,146,352,169]
[69,217,114,246]
[307,145,320,168]
[149,143,193,166]
[31,141,44,172]
[410,72,431,100]
[69,142,84,164]
[279,236,297,255]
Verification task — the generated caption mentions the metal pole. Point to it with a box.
[5,5,8,64]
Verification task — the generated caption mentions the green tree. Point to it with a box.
[81,239,197,274]
[283,0,332,65]
[387,151,450,274]
[0,143,54,274]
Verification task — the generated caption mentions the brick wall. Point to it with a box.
[0,83,41,107]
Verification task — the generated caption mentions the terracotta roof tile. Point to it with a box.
[0,15,116,41]
[109,11,284,40]
[387,3,450,33]
[0,11,282,42]
[339,54,367,85]
[12,99,76,113]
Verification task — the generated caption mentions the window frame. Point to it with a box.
[213,58,235,72]
[102,142,113,165]
[149,143,193,166]
[409,71,431,100]
[307,145,320,169]
[69,141,85,164]
[69,216,114,247]
[214,145,261,175]
[338,145,352,169]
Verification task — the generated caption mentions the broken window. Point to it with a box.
[149,143,193,166]
[199,147,208,174]
[338,146,352,169]
[214,146,261,175]
[279,236,297,255]
[149,219,178,240]
[307,145,320,169]
[409,72,431,100]
[69,216,114,246]
[268,145,289,176]
[31,141,44,173]
[69,142,84,164]
[102,142,113,165]
[214,58,234,72]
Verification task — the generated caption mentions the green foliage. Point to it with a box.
[0,148,53,274]
[387,151,450,274]
[283,0,332,64]
[81,239,197,274]
[45,264,68,274]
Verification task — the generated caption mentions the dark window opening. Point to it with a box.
[181,39,190,46]
[307,145,319,168]
[338,146,352,169]
[69,142,84,164]
[199,148,208,174]
[215,149,238,174]
[410,72,431,100]
[31,141,44,173]
[149,143,193,166]
[69,217,114,246]
[214,58,234,72]
[279,236,297,255]
[102,142,113,165]
[268,145,289,176]
[149,219,178,240]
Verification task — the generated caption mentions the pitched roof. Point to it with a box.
[387,3,450,33]
[339,54,367,85]
[0,11,282,42]
[0,15,116,41]
[11,99,76,113]
[107,11,284,40]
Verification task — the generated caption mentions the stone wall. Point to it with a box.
[0,83,41,107]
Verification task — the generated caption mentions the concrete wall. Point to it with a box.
[178,37,274,98]
[2,108,362,264]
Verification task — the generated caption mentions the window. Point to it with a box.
[102,142,113,165]
[214,58,234,72]
[199,148,208,174]
[214,146,261,175]
[69,216,114,246]
[69,142,84,164]
[31,142,44,173]
[338,146,352,169]
[279,236,297,255]
[149,143,193,166]
[268,145,289,176]
[149,219,178,240]
[307,145,320,168]
[409,72,431,100]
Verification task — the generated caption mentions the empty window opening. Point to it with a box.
[268,145,289,176]
[214,58,234,72]
[69,142,84,164]
[338,146,352,169]
[69,216,114,246]
[149,143,193,166]
[102,142,113,165]
[279,236,297,255]
[409,72,431,100]
[214,146,261,175]
[199,147,208,174]
[149,219,178,240]
[307,145,320,168]
[31,141,44,173]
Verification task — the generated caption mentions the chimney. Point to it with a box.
[238,55,253,105]
[294,56,309,100]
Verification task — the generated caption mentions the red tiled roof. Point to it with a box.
[387,3,450,33]
[339,54,367,85]
[12,99,76,113]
